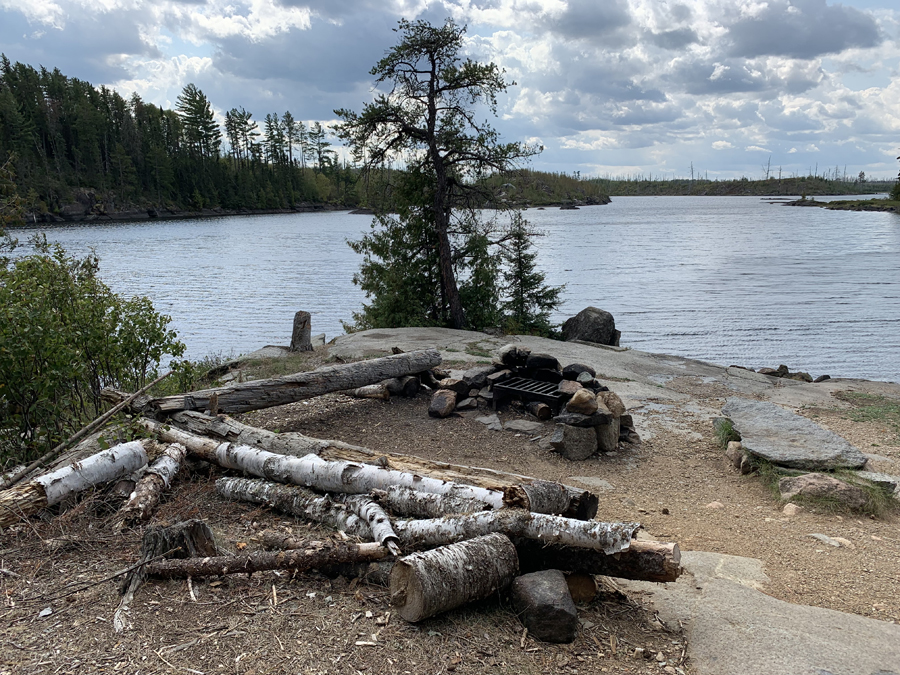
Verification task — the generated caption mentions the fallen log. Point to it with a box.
[116,443,187,527]
[516,539,682,583]
[146,540,388,579]
[158,413,590,517]
[338,495,401,555]
[148,349,442,414]
[371,485,491,518]
[0,441,148,528]
[217,478,638,554]
[390,533,519,622]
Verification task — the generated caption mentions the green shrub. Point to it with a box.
[0,239,184,466]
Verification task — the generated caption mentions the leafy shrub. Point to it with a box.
[0,239,184,466]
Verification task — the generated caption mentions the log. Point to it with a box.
[156,414,590,517]
[217,478,639,554]
[0,442,149,528]
[148,349,442,414]
[146,540,388,579]
[290,310,313,352]
[372,485,491,518]
[348,384,390,400]
[390,533,519,622]
[515,539,682,583]
[117,443,187,527]
[526,402,552,421]
[383,376,420,397]
[338,495,401,555]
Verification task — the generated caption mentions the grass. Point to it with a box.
[713,418,741,448]
[464,341,495,359]
[835,391,900,443]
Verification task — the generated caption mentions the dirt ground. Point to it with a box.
[1,363,899,675]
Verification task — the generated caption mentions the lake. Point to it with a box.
[12,196,900,383]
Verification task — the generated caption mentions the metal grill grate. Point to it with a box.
[492,377,566,412]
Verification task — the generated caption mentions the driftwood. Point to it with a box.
[0,442,149,528]
[516,539,682,583]
[146,540,388,579]
[390,533,519,622]
[216,478,639,554]
[148,349,442,414]
[0,372,168,490]
[158,412,591,517]
[117,443,187,527]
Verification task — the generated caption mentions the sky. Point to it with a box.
[1,0,899,180]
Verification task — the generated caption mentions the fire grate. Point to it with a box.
[492,377,566,413]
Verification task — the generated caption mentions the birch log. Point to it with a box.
[216,478,639,554]
[372,485,491,518]
[0,442,148,528]
[117,443,187,527]
[146,541,388,579]
[516,539,682,583]
[159,413,590,517]
[390,533,519,622]
[337,495,401,555]
[148,349,442,414]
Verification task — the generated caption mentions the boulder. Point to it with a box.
[566,389,598,415]
[530,368,564,384]
[550,424,597,461]
[428,390,457,418]
[597,391,626,418]
[510,570,579,643]
[562,363,596,381]
[561,307,621,347]
[596,419,620,453]
[463,365,497,389]
[553,411,613,427]
[526,353,560,372]
[499,344,531,367]
[779,473,869,510]
[575,371,596,386]
[722,398,866,471]
[438,378,471,396]
[557,380,583,397]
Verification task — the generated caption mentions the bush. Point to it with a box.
[0,239,184,466]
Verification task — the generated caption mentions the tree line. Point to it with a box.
[0,56,357,216]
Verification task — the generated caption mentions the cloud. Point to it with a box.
[712,140,734,149]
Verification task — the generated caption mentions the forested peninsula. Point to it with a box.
[0,57,609,223]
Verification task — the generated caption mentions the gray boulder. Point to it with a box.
[596,419,620,453]
[550,424,597,461]
[463,365,497,389]
[722,398,866,471]
[428,390,457,418]
[509,570,579,643]
[562,363,596,380]
[561,307,621,346]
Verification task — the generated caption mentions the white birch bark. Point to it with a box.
[337,495,400,555]
[118,443,187,525]
[390,533,519,622]
[34,441,149,506]
[371,485,491,518]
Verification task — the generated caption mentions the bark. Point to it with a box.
[149,349,442,414]
[338,495,401,555]
[515,539,682,583]
[117,443,187,526]
[0,441,150,529]
[216,477,371,538]
[146,541,388,579]
[372,485,490,518]
[217,478,638,554]
[159,412,594,518]
[390,533,518,622]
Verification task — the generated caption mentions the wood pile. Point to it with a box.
[0,348,681,643]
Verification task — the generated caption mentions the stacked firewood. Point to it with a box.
[0,350,681,642]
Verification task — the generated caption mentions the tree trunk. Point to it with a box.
[290,310,313,352]
[217,478,638,554]
[148,349,442,414]
[117,443,187,527]
[0,441,149,528]
[390,533,518,622]
[372,485,490,518]
[515,539,682,583]
[146,540,387,579]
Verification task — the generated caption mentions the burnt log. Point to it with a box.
[516,539,682,583]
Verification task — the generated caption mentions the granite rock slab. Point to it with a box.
[722,398,866,470]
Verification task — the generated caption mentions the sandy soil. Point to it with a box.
[1,361,898,675]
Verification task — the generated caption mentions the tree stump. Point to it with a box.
[290,310,313,352]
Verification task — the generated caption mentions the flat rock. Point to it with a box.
[504,419,545,434]
[509,570,578,643]
[722,398,866,470]
[809,533,841,547]
[475,414,503,431]
[854,470,900,495]
[552,411,613,427]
